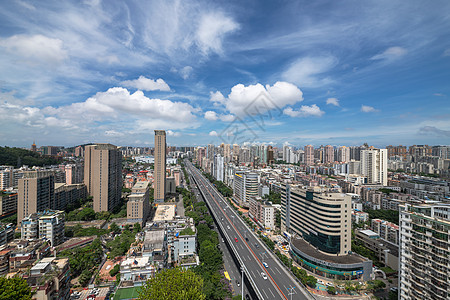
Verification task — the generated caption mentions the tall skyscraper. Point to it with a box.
[360,148,388,186]
[338,146,350,162]
[267,145,274,165]
[18,171,55,224]
[154,130,166,203]
[324,145,335,163]
[224,144,231,163]
[304,145,314,165]
[84,144,122,212]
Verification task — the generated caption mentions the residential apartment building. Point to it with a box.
[361,148,388,186]
[304,145,314,166]
[64,164,83,184]
[371,219,399,245]
[248,197,274,230]
[0,190,17,217]
[399,202,450,300]
[233,171,259,208]
[154,130,166,203]
[21,210,65,247]
[0,223,14,247]
[18,171,55,225]
[127,181,151,226]
[84,143,122,212]
[24,257,70,300]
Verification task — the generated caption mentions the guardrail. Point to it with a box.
[187,161,315,300]
[187,164,265,300]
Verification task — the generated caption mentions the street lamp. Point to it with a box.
[287,286,296,300]
[241,266,245,300]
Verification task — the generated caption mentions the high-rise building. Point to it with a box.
[281,185,371,281]
[84,144,122,212]
[154,130,166,203]
[65,164,83,185]
[399,202,450,299]
[267,145,274,165]
[324,145,335,163]
[360,149,388,186]
[127,181,150,226]
[232,144,240,162]
[304,145,314,166]
[338,146,350,162]
[224,144,231,163]
[18,171,55,225]
[214,155,224,182]
[233,171,259,207]
[386,145,407,158]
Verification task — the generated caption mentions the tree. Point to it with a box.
[0,276,32,300]
[327,286,336,294]
[138,268,205,300]
[109,264,120,277]
[109,222,120,234]
[133,222,141,233]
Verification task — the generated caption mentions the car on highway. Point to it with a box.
[263,262,268,268]
[245,237,249,241]
[235,238,238,242]
[261,272,268,280]
[255,243,259,248]
[245,294,251,300]
[227,225,230,230]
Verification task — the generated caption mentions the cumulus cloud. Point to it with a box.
[44,87,197,130]
[281,56,337,88]
[326,98,340,106]
[196,12,239,55]
[105,130,124,137]
[167,130,181,137]
[220,81,303,117]
[204,111,218,121]
[361,105,379,113]
[121,76,170,91]
[0,34,67,64]
[418,126,450,137]
[209,130,218,136]
[210,91,226,105]
[283,105,324,117]
[371,46,407,60]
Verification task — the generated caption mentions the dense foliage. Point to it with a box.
[203,172,232,197]
[138,268,205,300]
[0,276,32,300]
[0,146,60,167]
[65,225,109,237]
[106,227,136,258]
[366,209,399,225]
[351,241,380,266]
[109,264,120,277]
[263,191,281,204]
[0,213,17,225]
[59,238,103,286]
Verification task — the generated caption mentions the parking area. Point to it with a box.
[71,287,111,300]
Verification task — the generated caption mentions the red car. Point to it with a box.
[235,238,238,242]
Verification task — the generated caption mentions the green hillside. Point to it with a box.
[0,146,60,167]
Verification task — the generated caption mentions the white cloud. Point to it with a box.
[210,91,226,105]
[105,130,124,137]
[204,111,218,121]
[167,130,181,137]
[121,76,170,91]
[224,81,303,117]
[0,34,67,64]
[281,56,337,88]
[361,105,379,113]
[326,98,340,106]
[171,66,193,79]
[418,126,450,137]
[209,130,218,136]
[371,46,407,60]
[220,114,235,122]
[283,105,324,117]
[196,12,239,55]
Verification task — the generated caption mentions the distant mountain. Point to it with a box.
[0,147,60,167]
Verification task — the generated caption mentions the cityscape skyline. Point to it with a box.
[1,0,450,147]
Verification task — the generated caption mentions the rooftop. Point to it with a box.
[291,238,366,265]
[153,204,176,222]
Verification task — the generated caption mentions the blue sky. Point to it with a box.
[0,0,450,148]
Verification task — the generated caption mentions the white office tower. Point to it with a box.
[214,155,224,182]
[360,149,388,186]
[399,202,450,300]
